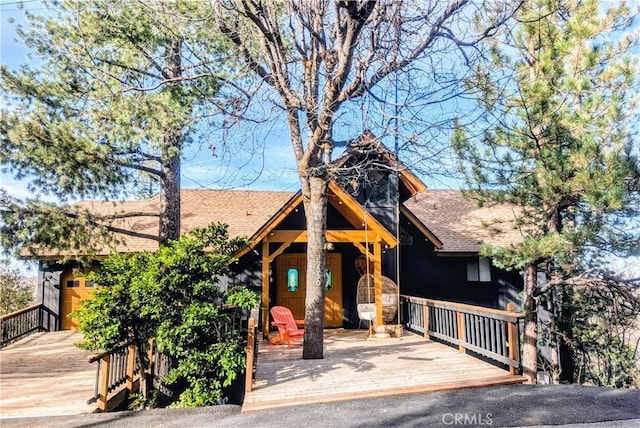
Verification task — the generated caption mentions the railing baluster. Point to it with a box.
[467,314,473,346]
[496,320,503,356]
[490,319,496,354]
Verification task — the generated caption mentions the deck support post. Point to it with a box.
[98,354,110,411]
[245,317,256,393]
[456,311,466,353]
[126,345,136,393]
[423,303,430,340]
[507,302,518,375]
[261,240,270,339]
[373,242,383,327]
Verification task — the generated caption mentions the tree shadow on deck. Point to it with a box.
[254,331,441,387]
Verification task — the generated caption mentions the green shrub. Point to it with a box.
[74,223,259,406]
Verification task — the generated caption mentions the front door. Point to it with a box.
[275,253,343,328]
[61,270,97,330]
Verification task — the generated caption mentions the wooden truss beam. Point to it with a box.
[268,230,385,244]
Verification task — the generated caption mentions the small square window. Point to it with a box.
[467,258,491,283]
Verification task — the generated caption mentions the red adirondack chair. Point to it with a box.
[269,306,305,347]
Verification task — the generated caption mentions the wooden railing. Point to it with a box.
[88,305,249,411]
[401,295,525,374]
[1,303,58,348]
[88,344,142,412]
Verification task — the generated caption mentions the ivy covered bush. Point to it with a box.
[73,224,259,407]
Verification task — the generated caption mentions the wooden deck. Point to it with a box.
[0,331,96,418]
[243,329,526,412]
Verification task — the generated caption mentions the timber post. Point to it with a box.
[423,303,430,340]
[456,311,466,353]
[507,302,518,375]
[245,317,255,393]
[97,354,110,411]
[373,242,383,326]
[261,240,270,339]
[147,339,154,377]
[126,345,136,392]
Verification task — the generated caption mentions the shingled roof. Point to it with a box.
[34,189,295,257]
[403,190,523,253]
[30,187,521,258]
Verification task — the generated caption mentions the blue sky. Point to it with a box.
[0,1,305,199]
[1,1,638,278]
[0,0,463,200]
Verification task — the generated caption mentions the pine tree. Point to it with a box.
[1,1,230,254]
[454,0,639,383]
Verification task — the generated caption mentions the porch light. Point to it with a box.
[287,268,299,291]
[325,269,332,291]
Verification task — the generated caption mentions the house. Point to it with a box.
[29,132,523,333]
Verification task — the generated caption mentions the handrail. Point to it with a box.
[88,305,249,411]
[0,303,42,321]
[1,303,59,348]
[89,344,141,412]
[402,296,524,322]
[401,295,524,374]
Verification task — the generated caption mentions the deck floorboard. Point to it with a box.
[0,331,96,418]
[1,330,526,416]
[243,329,525,412]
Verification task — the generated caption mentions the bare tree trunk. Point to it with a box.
[522,263,538,384]
[301,175,328,359]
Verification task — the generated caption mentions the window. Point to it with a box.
[365,170,391,205]
[287,268,299,292]
[467,258,491,282]
[66,280,80,288]
[399,225,413,245]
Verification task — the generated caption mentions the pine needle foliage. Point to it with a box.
[454,0,640,382]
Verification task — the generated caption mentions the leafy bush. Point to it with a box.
[0,263,35,316]
[74,224,259,406]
